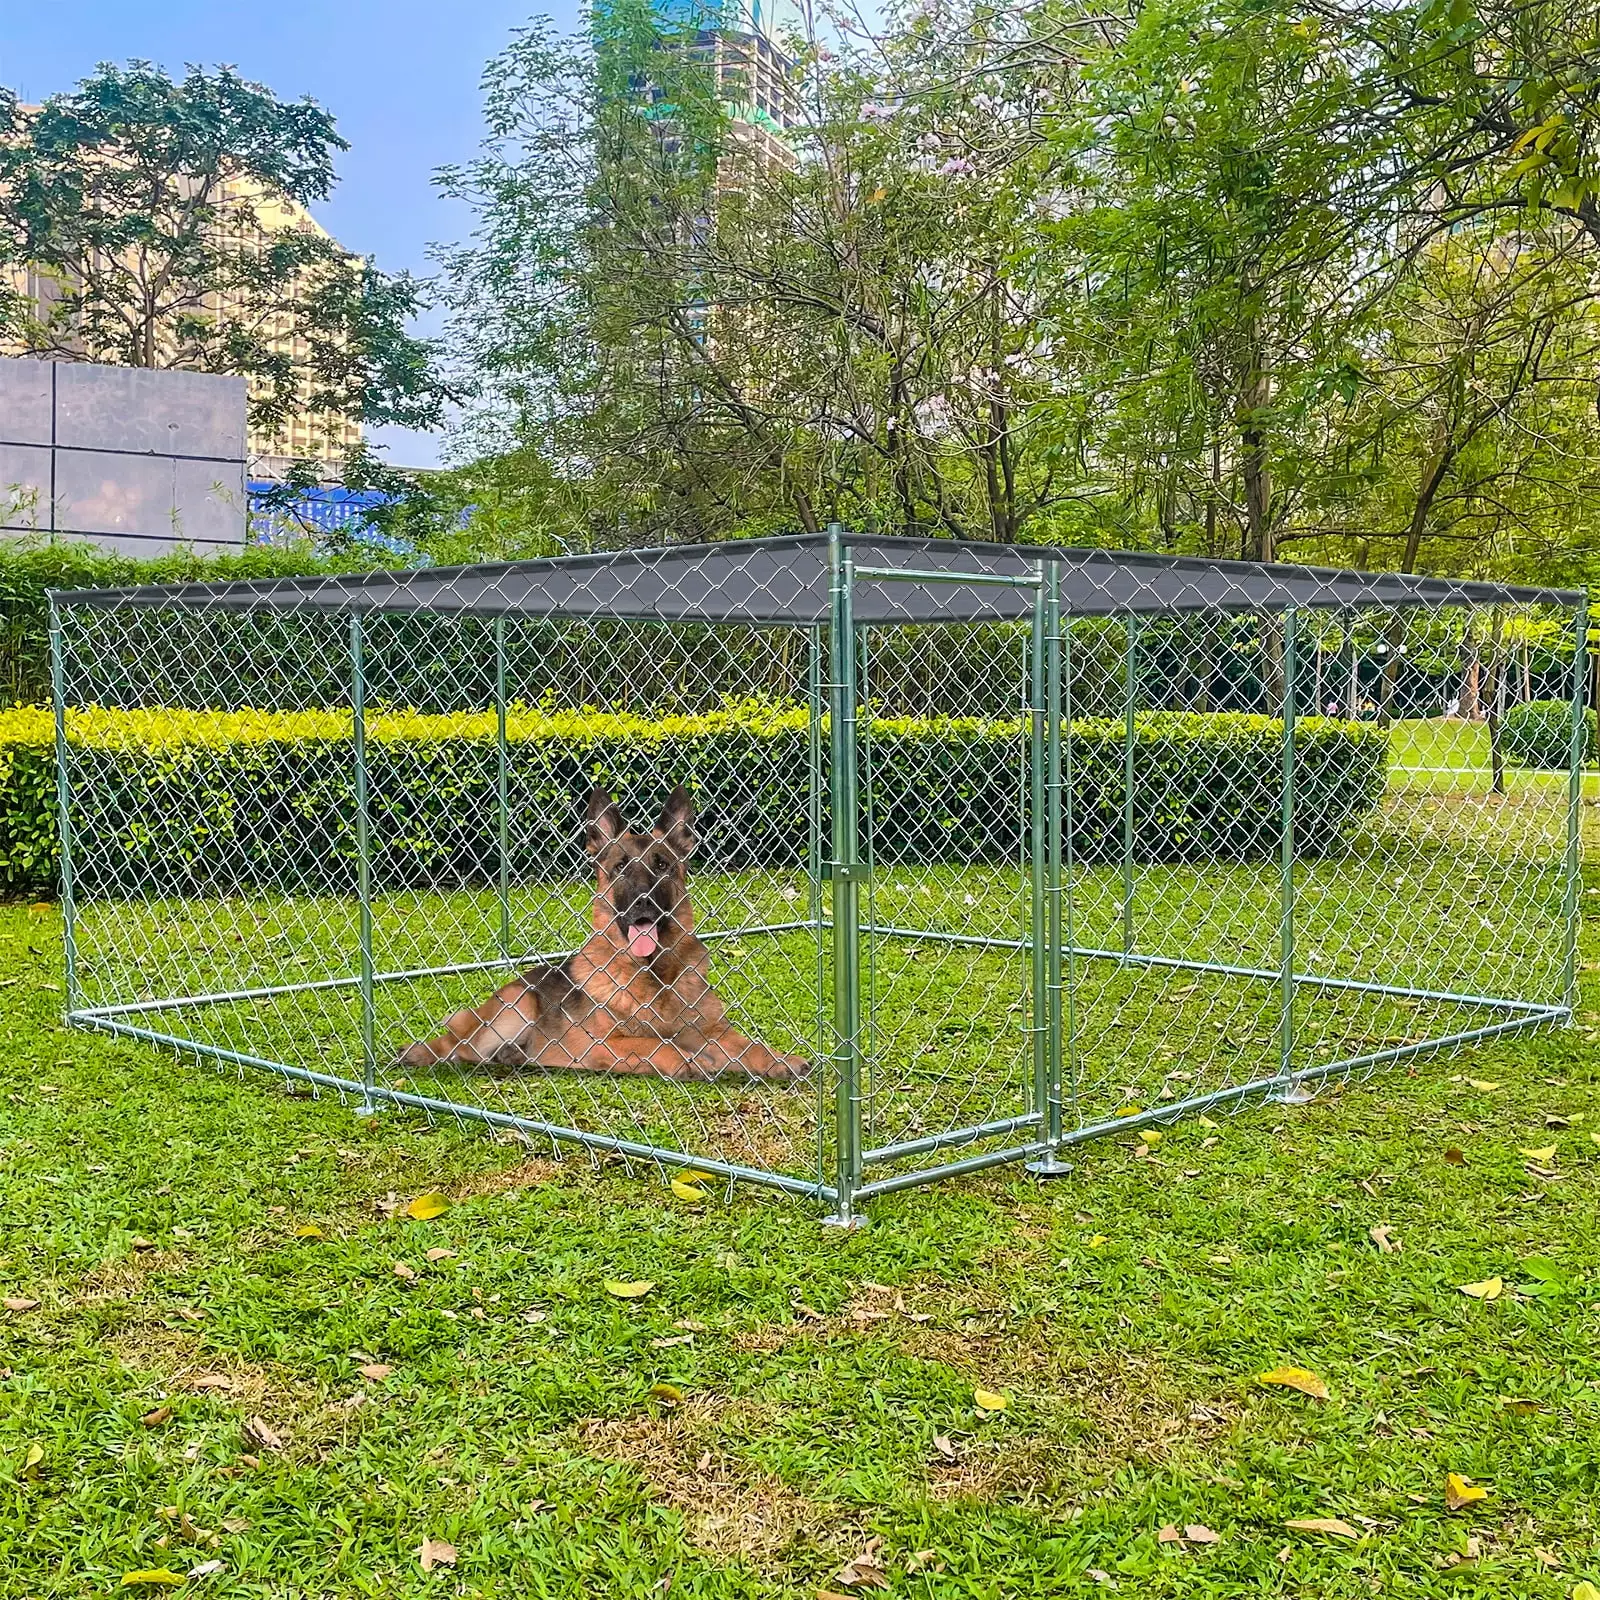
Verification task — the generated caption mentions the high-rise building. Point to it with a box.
[640,0,807,174]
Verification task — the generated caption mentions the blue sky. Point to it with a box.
[1,0,575,466]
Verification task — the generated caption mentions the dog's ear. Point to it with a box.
[656,785,696,857]
[586,788,625,855]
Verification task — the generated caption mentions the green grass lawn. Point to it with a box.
[4,867,1600,1596]
[3,721,1598,1597]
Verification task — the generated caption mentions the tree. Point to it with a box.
[0,62,445,448]
[437,0,1087,543]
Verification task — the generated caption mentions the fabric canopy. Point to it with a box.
[51,532,1583,622]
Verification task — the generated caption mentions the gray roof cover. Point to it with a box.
[50,532,1583,622]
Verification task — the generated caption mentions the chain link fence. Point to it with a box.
[49,533,1586,1221]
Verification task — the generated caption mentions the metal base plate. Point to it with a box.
[821,1211,869,1231]
[1025,1153,1075,1178]
[1268,1082,1318,1106]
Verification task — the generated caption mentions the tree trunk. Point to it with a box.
[1240,344,1273,563]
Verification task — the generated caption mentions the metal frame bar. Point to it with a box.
[69,1012,835,1203]
[66,921,823,1020]
[494,615,513,962]
[350,614,378,1115]
[1028,566,1049,1160]
[1028,562,1071,1174]
[826,526,865,1225]
[1561,595,1588,1012]
[1053,581,1073,1135]
[851,565,1043,590]
[48,598,81,1014]
[837,925,1561,1016]
[1277,607,1300,1092]
[1121,613,1139,960]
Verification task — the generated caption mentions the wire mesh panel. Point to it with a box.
[49,533,1585,1220]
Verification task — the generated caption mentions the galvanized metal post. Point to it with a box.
[48,598,80,1016]
[1121,613,1139,960]
[825,526,866,1225]
[1027,563,1048,1152]
[1272,608,1302,1101]
[494,615,512,963]
[1561,597,1589,1013]
[1028,560,1073,1176]
[808,622,828,1183]
[351,614,379,1116]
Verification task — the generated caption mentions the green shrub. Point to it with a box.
[0,704,1386,898]
[1501,699,1597,770]
[0,540,401,707]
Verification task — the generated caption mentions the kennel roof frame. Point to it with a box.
[49,531,1583,623]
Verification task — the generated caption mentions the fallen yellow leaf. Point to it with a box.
[293,1224,324,1239]
[973,1387,1008,1413]
[1590,1132,1600,1147]
[121,1573,187,1588]
[1445,1472,1489,1511]
[1570,1582,1600,1600]
[1087,1234,1108,1249]
[1284,1517,1360,1539]
[1197,1115,1220,1129]
[1139,1129,1162,1146]
[1257,1366,1330,1401]
[649,1382,685,1405]
[1458,1277,1503,1301]
[23,1442,44,1471]
[1520,1146,1558,1163]
[670,1178,708,1203]
[404,1192,450,1221]
[417,1537,457,1571]
[1467,1080,1501,1092]
[604,1279,656,1299]
[1498,1396,1540,1414]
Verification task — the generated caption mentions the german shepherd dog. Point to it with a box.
[397,787,808,1082]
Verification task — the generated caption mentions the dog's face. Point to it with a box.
[586,786,695,962]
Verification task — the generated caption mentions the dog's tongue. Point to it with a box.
[627,924,659,960]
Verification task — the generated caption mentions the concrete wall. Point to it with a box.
[0,357,247,556]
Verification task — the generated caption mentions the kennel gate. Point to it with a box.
[50,532,1586,1223]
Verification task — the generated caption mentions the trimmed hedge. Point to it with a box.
[0,703,1387,897]
[1501,699,1597,770]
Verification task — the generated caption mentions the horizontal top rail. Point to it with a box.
[850,563,1045,590]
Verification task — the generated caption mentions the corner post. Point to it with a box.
[1027,562,1049,1152]
[1121,613,1140,960]
[1561,596,1589,1014]
[825,525,866,1226]
[48,597,80,1016]
[494,615,512,963]
[351,613,379,1116]
[1272,607,1303,1101]
[1028,560,1072,1176]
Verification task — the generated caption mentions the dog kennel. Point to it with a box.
[49,531,1586,1222]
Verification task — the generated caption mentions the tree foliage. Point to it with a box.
[430,0,1600,584]
[0,62,445,443]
